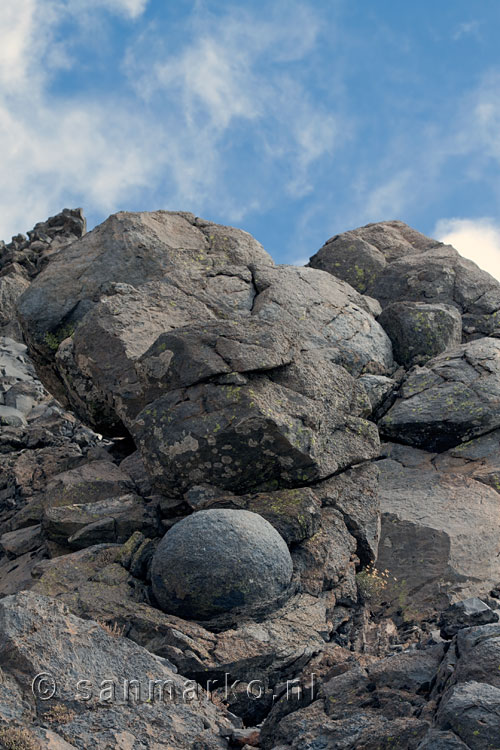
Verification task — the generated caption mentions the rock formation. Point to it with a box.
[1,210,500,748]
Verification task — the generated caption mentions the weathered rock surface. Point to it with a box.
[375,442,500,619]
[29,543,330,723]
[43,493,160,549]
[0,208,85,279]
[0,591,232,749]
[135,350,380,496]
[17,211,393,434]
[309,219,500,340]
[184,484,322,545]
[439,598,499,639]
[0,338,106,541]
[5,209,500,749]
[0,273,30,339]
[378,301,462,367]
[261,644,444,749]
[380,337,500,451]
[151,509,293,620]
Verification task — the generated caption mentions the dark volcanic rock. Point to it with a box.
[185,485,322,546]
[9,208,500,750]
[308,220,437,293]
[380,337,500,451]
[309,219,500,340]
[151,509,293,620]
[134,351,379,496]
[17,210,393,432]
[439,598,499,639]
[378,301,462,367]
[375,443,500,619]
[0,275,30,339]
[0,591,231,749]
[436,681,500,749]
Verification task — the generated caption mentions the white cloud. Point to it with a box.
[124,4,341,210]
[0,0,155,240]
[100,0,148,18]
[362,170,414,222]
[67,0,148,19]
[452,21,480,41]
[434,217,500,281]
[0,0,341,241]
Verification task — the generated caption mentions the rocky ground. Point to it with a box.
[1,211,500,748]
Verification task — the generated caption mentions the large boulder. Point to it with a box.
[436,682,500,749]
[379,338,500,451]
[378,301,462,367]
[439,598,499,639]
[375,442,500,619]
[0,591,232,749]
[309,220,500,340]
[134,348,379,496]
[151,509,293,620]
[17,211,393,432]
[308,220,437,292]
[261,644,441,749]
[0,274,30,340]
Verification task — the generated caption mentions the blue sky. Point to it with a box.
[2,0,500,275]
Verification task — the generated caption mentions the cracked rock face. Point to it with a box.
[151,509,293,620]
[377,301,462,368]
[379,337,500,451]
[8,208,500,750]
[0,592,231,749]
[309,219,500,340]
[134,348,379,496]
[17,210,393,434]
[375,441,500,618]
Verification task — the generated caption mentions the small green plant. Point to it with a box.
[0,726,40,750]
[44,323,76,352]
[356,565,397,605]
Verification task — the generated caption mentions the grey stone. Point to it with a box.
[291,508,357,602]
[0,273,29,340]
[17,211,393,433]
[359,373,397,412]
[134,351,379,497]
[42,493,160,548]
[0,524,42,557]
[375,443,500,619]
[185,485,322,546]
[0,591,232,749]
[309,220,500,341]
[380,338,500,451]
[378,301,462,367]
[417,730,471,749]
[439,598,499,639]
[436,681,500,749]
[316,462,380,566]
[151,509,293,620]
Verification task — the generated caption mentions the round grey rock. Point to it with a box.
[151,509,293,620]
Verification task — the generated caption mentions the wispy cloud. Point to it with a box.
[0,0,155,239]
[452,20,481,41]
[124,3,342,210]
[0,0,342,241]
[434,217,500,281]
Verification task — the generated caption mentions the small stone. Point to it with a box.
[439,598,499,639]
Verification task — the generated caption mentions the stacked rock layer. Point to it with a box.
[0,211,499,748]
